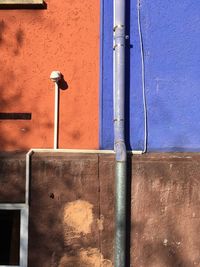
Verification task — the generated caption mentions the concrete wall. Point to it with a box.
[0,0,99,151]
[1,152,200,266]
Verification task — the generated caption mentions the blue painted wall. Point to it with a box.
[100,0,200,151]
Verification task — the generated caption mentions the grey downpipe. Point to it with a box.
[113,1,127,267]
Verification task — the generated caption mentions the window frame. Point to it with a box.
[0,0,43,4]
[0,204,28,267]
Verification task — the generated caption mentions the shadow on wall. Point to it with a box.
[0,153,26,203]
[0,20,35,150]
[28,156,113,267]
[0,155,107,267]
[27,155,199,267]
[1,153,200,266]
[130,156,200,266]
[0,19,69,150]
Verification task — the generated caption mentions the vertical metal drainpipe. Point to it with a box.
[113,1,127,267]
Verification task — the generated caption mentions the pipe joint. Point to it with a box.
[113,24,124,31]
[114,25,125,41]
[114,32,126,42]
[115,141,127,162]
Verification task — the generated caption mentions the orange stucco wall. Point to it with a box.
[0,0,99,150]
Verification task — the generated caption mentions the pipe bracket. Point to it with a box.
[115,141,127,162]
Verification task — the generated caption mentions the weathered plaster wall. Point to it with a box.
[29,153,113,267]
[0,152,25,202]
[0,0,99,150]
[1,152,200,266]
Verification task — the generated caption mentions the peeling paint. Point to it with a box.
[58,248,113,267]
[63,200,93,236]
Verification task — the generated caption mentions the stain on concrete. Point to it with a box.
[97,215,104,231]
[63,200,93,239]
[58,248,113,267]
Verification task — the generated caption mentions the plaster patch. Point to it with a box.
[58,248,113,267]
[63,200,93,235]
